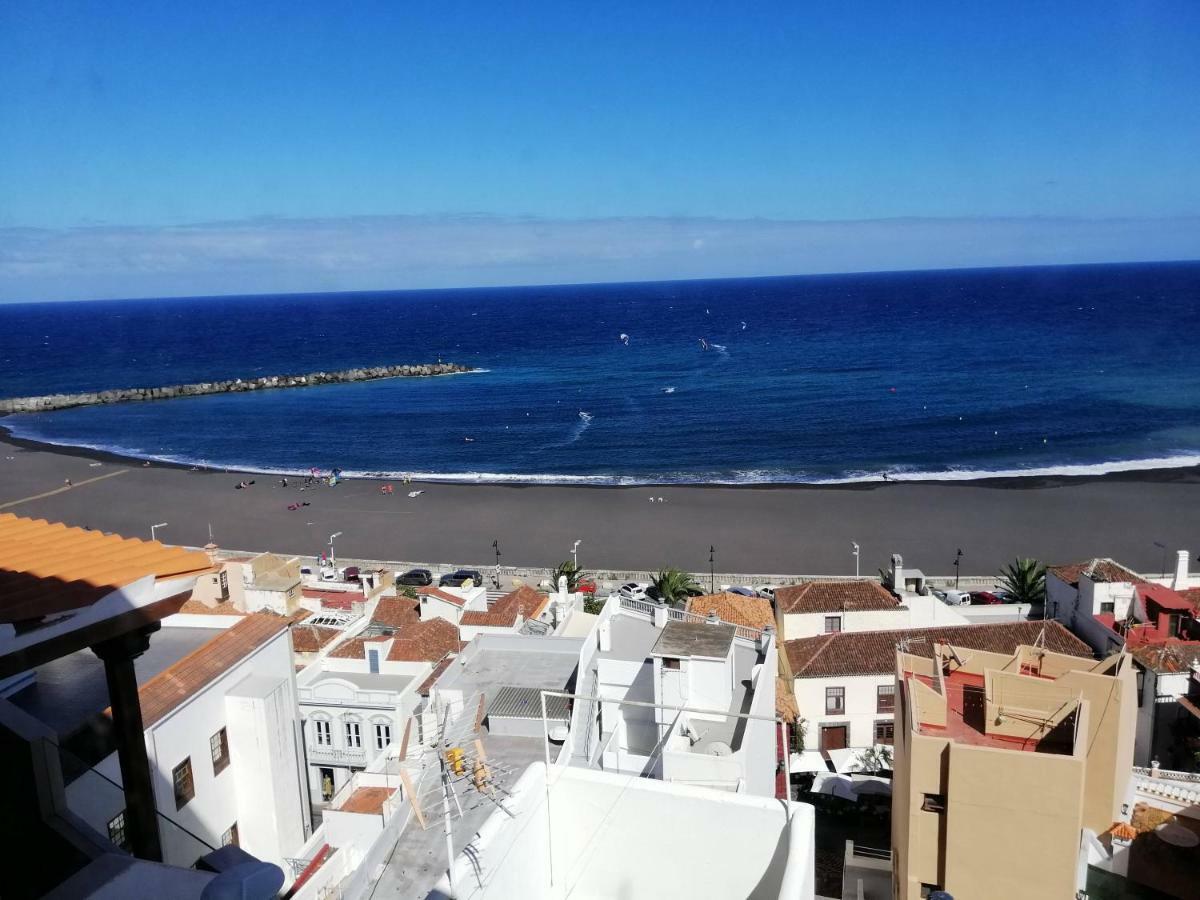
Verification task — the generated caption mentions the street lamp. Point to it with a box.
[953,548,963,590]
[328,531,343,569]
[709,545,716,594]
[851,541,860,578]
[1153,541,1168,577]
[572,539,581,568]
[151,522,168,542]
[493,540,502,589]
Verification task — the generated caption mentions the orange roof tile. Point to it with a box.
[1110,822,1138,841]
[176,598,243,616]
[132,614,289,726]
[337,786,395,815]
[774,580,901,615]
[0,513,214,624]
[460,585,548,627]
[290,623,342,653]
[416,586,468,607]
[1048,558,1147,588]
[387,618,460,663]
[418,656,455,695]
[372,597,420,629]
[686,593,774,630]
[327,635,391,659]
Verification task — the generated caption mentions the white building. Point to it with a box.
[63,614,311,873]
[1047,557,1148,654]
[437,762,816,900]
[774,576,967,641]
[785,620,1093,753]
[1129,643,1200,768]
[416,584,487,626]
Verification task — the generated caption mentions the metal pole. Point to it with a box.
[782,720,792,810]
[441,765,456,899]
[541,691,555,888]
[852,542,860,578]
[151,522,168,541]
[709,545,715,594]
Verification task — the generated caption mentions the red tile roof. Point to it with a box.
[131,614,289,726]
[686,593,774,630]
[327,635,391,659]
[301,587,362,609]
[1138,584,1194,613]
[417,586,468,607]
[0,513,214,624]
[336,786,395,815]
[1128,642,1200,673]
[460,585,548,627]
[1182,587,1200,612]
[176,598,243,616]
[1048,559,1147,588]
[785,620,1092,678]
[372,597,420,629]
[774,580,901,615]
[387,618,461,663]
[418,656,455,695]
[290,623,342,653]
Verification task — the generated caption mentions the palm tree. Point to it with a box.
[550,560,588,592]
[650,567,701,606]
[999,557,1046,606]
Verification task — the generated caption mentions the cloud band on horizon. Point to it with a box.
[1,214,1198,303]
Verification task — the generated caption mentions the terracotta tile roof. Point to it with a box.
[1181,587,1200,611]
[336,786,395,815]
[290,623,342,653]
[372,597,420,629]
[327,635,391,659]
[387,618,461,663]
[416,586,467,607]
[1128,642,1200,673]
[132,614,289,726]
[686,593,774,630]
[0,513,214,624]
[460,585,548,627]
[774,579,901,615]
[1110,822,1139,842]
[176,598,243,616]
[775,677,799,722]
[418,656,455,695]
[785,620,1092,678]
[302,588,361,609]
[1137,583,1194,613]
[1048,558,1147,588]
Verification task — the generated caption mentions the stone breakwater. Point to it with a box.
[0,363,475,414]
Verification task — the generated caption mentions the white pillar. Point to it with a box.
[1173,550,1190,590]
[653,601,669,629]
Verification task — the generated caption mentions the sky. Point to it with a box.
[2,1,1199,302]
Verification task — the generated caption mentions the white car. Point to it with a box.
[935,589,971,606]
[618,582,650,601]
[756,586,779,601]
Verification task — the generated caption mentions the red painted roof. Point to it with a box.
[302,587,362,609]
[1138,584,1193,613]
[417,586,467,607]
[1048,558,1146,588]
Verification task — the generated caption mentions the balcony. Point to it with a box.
[306,743,368,766]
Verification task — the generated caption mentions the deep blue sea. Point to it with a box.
[3,262,1199,484]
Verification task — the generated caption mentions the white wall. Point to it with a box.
[784,609,908,639]
[740,647,779,799]
[793,673,894,750]
[420,594,463,625]
[687,656,734,722]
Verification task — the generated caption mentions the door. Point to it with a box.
[319,767,335,801]
[820,725,848,751]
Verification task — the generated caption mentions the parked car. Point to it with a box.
[439,569,483,588]
[341,566,361,582]
[396,568,433,586]
[618,582,650,601]
[991,588,1016,603]
[756,586,779,600]
[937,589,972,606]
[969,591,1002,605]
[577,581,597,594]
[727,586,759,597]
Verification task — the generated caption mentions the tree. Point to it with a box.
[400,585,418,600]
[854,744,893,773]
[550,559,588,593]
[878,568,894,591]
[649,567,701,605]
[999,557,1046,606]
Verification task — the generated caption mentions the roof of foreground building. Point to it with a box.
[774,579,900,615]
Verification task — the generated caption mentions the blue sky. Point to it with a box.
[2,2,1199,301]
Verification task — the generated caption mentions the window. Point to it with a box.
[877,684,895,713]
[1136,668,1146,708]
[210,727,230,775]
[375,722,392,751]
[172,758,194,809]
[345,720,362,749]
[919,884,944,898]
[874,720,894,744]
[313,718,332,746]
[825,686,845,715]
[921,793,946,813]
[824,615,842,634]
[663,657,681,670]
[107,810,129,851]
[218,569,229,600]
[368,648,380,674]
[1100,601,1115,614]
[221,822,240,847]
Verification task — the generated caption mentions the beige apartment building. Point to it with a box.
[891,640,1136,900]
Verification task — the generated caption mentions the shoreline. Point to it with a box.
[2,427,1199,492]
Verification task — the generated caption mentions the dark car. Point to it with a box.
[341,566,361,581]
[439,569,484,588]
[969,591,1002,605]
[396,568,433,587]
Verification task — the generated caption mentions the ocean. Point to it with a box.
[2,261,1199,485]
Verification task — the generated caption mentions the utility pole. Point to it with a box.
[954,548,963,590]
[851,541,860,578]
[709,545,715,594]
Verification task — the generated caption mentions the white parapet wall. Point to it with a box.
[435,762,815,900]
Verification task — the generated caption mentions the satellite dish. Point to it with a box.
[707,741,733,757]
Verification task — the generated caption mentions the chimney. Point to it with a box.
[557,575,568,600]
[706,610,720,625]
[1173,550,1190,590]
[891,553,904,593]
[204,541,220,565]
[653,599,669,629]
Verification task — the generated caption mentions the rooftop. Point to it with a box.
[336,786,395,815]
[1138,583,1194,613]
[0,512,213,625]
[685,592,774,630]
[774,579,900,615]
[460,585,549,627]
[651,620,736,659]
[370,596,419,629]
[786,620,1092,678]
[289,621,341,653]
[433,634,582,697]
[1048,557,1147,587]
[416,585,469,607]
[1128,642,1200,673]
[386,617,461,663]
[299,667,421,695]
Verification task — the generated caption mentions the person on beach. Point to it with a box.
[64,478,72,487]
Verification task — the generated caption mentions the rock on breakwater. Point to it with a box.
[0,363,476,414]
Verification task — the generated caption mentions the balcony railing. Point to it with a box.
[298,685,401,707]
[306,744,368,765]
[618,597,764,642]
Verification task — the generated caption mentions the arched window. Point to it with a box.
[342,713,363,750]
[370,716,393,752]
[309,712,332,747]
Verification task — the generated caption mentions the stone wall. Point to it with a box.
[0,362,474,414]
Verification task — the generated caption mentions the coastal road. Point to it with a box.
[3,438,1199,579]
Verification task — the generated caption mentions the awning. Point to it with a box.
[850,775,893,796]
[810,772,857,801]
[789,750,831,773]
[827,745,893,774]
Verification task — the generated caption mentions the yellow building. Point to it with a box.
[891,639,1136,899]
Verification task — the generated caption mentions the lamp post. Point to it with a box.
[851,541,860,578]
[328,531,343,570]
[572,540,581,569]
[709,545,716,594]
[1153,541,1167,577]
[150,522,168,542]
[493,540,502,589]
[953,548,963,590]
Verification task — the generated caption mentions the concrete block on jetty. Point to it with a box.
[0,362,474,414]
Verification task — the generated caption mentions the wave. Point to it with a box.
[5,425,1199,486]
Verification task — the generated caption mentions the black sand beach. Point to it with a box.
[1,434,1197,577]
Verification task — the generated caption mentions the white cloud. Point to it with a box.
[0,214,1197,302]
